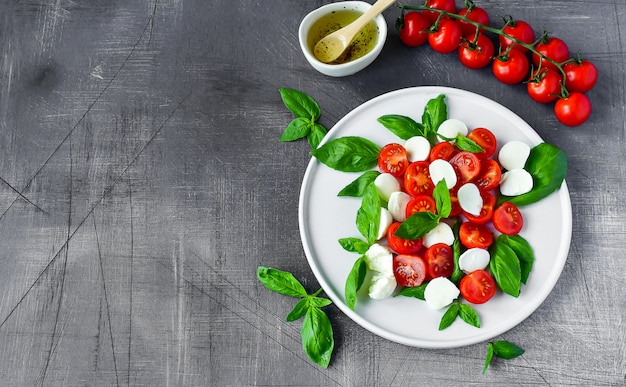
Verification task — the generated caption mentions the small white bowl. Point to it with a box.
[299,1,388,77]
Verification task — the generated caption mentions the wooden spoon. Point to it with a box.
[313,0,396,63]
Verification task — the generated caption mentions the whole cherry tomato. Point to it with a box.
[492,48,530,85]
[563,59,598,93]
[399,11,432,47]
[458,33,494,69]
[499,19,535,53]
[532,36,569,69]
[428,18,462,54]
[527,67,562,104]
[423,0,456,23]
[554,92,592,126]
[457,5,489,36]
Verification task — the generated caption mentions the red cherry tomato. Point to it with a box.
[393,254,427,287]
[405,195,437,218]
[554,92,592,127]
[399,11,431,47]
[492,202,524,235]
[387,222,423,255]
[527,67,562,104]
[378,143,409,177]
[428,18,462,54]
[449,151,481,183]
[563,59,598,93]
[474,159,501,191]
[448,187,462,217]
[404,161,434,197]
[457,6,489,36]
[459,222,493,249]
[492,49,530,85]
[499,20,535,53]
[532,37,569,69]
[425,243,454,278]
[423,0,456,23]
[463,190,495,224]
[429,141,457,161]
[458,33,495,70]
[467,127,497,159]
[460,270,496,304]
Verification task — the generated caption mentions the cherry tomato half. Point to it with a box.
[527,67,562,104]
[532,37,569,69]
[554,92,592,127]
[463,190,495,224]
[499,20,535,53]
[428,18,462,54]
[404,161,434,197]
[387,222,423,255]
[467,127,497,159]
[474,159,501,191]
[460,270,496,304]
[449,151,481,183]
[406,195,437,218]
[457,6,489,36]
[399,11,431,47]
[429,141,457,161]
[492,202,524,235]
[492,49,530,85]
[459,222,493,249]
[563,59,598,93]
[425,243,454,278]
[458,33,495,70]
[378,143,409,177]
[393,254,427,287]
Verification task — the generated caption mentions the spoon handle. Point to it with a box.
[345,0,397,35]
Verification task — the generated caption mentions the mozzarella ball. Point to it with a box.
[424,277,460,309]
[364,243,393,274]
[429,159,457,189]
[437,119,468,142]
[458,248,491,274]
[376,208,393,241]
[405,136,431,162]
[457,183,483,216]
[498,140,531,171]
[387,191,412,222]
[500,168,534,196]
[374,173,401,201]
[423,222,454,248]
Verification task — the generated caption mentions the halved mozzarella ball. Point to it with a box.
[368,272,397,300]
[377,208,393,241]
[498,140,531,171]
[429,159,457,189]
[387,191,412,222]
[374,173,401,201]
[437,119,468,143]
[458,248,491,274]
[500,168,534,196]
[423,222,454,248]
[364,243,393,274]
[424,277,460,309]
[405,136,431,162]
[457,183,483,216]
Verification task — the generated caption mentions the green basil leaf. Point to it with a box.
[395,283,428,300]
[377,114,426,140]
[301,307,334,368]
[489,240,521,297]
[499,234,535,284]
[394,211,440,240]
[278,88,321,120]
[307,296,333,309]
[356,183,381,244]
[310,136,381,172]
[280,117,312,142]
[458,303,481,328]
[307,123,327,149]
[499,142,567,207]
[257,266,308,298]
[492,340,525,359]
[422,94,447,140]
[338,170,381,197]
[338,237,370,254]
[439,302,460,330]
[450,220,464,284]
[433,180,451,218]
[483,342,495,374]
[455,135,484,153]
[345,256,367,310]
[286,298,309,322]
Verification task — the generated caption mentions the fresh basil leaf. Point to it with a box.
[278,88,321,121]
[458,303,480,328]
[286,298,309,322]
[356,183,381,244]
[280,117,311,142]
[394,211,440,240]
[455,135,484,153]
[345,256,367,310]
[307,296,333,309]
[257,266,308,298]
[422,94,447,140]
[307,123,327,149]
[311,136,381,172]
[439,302,460,330]
[483,342,495,374]
[433,180,451,218]
[395,283,428,300]
[489,240,521,297]
[499,142,567,207]
[338,237,370,254]
[301,307,334,368]
[338,171,381,197]
[377,114,426,140]
[499,234,534,284]
[450,220,464,284]
[492,340,525,359]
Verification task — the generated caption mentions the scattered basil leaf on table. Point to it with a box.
[278,88,327,149]
[483,340,525,374]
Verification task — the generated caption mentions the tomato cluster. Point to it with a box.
[378,126,523,304]
[397,0,597,126]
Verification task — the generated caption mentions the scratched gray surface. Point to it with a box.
[0,0,624,386]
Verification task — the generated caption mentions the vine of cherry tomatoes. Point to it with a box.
[397,0,598,126]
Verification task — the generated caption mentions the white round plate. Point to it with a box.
[298,86,572,348]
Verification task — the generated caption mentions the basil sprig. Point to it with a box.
[257,266,334,368]
[483,340,525,374]
[377,94,447,144]
[439,300,480,330]
[394,180,451,239]
[489,234,535,297]
[278,88,328,149]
